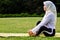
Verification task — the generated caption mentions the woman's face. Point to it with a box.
[43,5,47,11]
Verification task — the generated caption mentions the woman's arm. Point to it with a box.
[31,14,52,34]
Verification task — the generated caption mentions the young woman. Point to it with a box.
[28,1,57,37]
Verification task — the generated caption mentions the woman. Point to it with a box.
[28,1,57,37]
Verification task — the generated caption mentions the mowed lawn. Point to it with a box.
[0,17,60,40]
[0,37,60,40]
[0,17,60,33]
[0,17,41,33]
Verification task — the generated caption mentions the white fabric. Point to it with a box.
[44,1,57,25]
[31,1,57,34]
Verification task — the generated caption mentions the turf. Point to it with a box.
[0,37,60,40]
[0,17,60,40]
[0,17,60,33]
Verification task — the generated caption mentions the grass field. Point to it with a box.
[0,37,60,40]
[0,17,60,40]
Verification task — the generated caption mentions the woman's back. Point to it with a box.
[45,12,55,29]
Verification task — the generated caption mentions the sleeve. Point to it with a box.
[31,14,52,34]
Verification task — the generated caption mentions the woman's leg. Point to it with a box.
[36,21,55,37]
[36,26,50,36]
[36,26,55,37]
[29,21,55,37]
[43,29,55,37]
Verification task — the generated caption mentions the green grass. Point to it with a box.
[0,17,60,40]
[0,17,60,33]
[0,37,60,40]
[0,17,41,33]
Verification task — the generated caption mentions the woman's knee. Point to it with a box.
[36,21,41,25]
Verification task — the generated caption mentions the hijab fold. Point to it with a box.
[43,1,57,25]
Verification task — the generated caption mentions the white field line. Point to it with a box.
[0,33,60,37]
[0,33,29,37]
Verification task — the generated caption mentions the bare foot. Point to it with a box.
[28,30,36,36]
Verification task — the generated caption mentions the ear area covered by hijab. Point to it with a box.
[43,1,56,12]
[43,1,57,25]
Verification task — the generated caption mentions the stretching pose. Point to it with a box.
[28,1,57,37]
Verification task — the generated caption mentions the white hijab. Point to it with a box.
[43,1,57,25]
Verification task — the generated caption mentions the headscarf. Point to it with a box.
[43,1,57,25]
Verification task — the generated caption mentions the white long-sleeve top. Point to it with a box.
[31,11,55,34]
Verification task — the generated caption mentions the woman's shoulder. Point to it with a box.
[46,12,54,18]
[48,12,54,16]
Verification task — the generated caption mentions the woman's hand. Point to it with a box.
[28,30,36,37]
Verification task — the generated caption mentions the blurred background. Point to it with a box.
[0,0,60,17]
